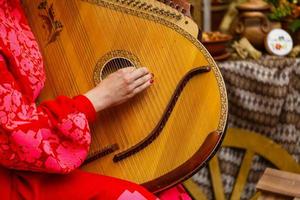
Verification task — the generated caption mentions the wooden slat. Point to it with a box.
[250,191,261,200]
[183,179,207,200]
[257,168,300,197]
[230,150,254,200]
[223,128,300,173]
[209,156,226,200]
[185,128,300,199]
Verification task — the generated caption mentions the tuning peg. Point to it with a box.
[127,0,134,4]
[164,10,171,17]
[176,14,182,20]
[132,0,141,6]
[170,12,176,18]
[144,4,152,10]
[159,9,165,15]
[175,4,181,10]
[151,7,159,13]
[138,2,147,8]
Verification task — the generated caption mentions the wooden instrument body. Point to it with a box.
[22,0,228,193]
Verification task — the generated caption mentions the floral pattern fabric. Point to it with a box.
[0,0,95,174]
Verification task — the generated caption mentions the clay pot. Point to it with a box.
[235,0,271,50]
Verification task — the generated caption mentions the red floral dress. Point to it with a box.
[0,0,158,199]
[0,0,95,174]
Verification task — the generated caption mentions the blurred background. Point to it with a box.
[182,1,300,200]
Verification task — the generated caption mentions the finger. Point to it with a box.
[128,67,149,80]
[132,79,153,94]
[130,73,152,89]
[119,66,136,74]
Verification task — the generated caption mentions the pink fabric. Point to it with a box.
[0,0,94,174]
[0,166,159,200]
[158,184,192,200]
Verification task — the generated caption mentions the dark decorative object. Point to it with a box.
[210,0,231,31]
[234,0,272,50]
[38,0,63,44]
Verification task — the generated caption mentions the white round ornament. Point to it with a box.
[265,28,293,56]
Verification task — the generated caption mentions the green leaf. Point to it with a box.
[264,0,279,7]
[289,20,300,32]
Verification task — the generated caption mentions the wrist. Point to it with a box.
[84,88,109,112]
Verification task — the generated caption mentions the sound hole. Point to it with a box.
[101,58,134,80]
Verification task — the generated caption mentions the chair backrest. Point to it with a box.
[183,128,300,200]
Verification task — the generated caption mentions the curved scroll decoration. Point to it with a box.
[113,66,211,162]
[83,66,211,164]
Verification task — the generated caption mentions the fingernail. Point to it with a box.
[150,79,154,84]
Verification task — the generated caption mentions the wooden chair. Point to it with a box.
[183,128,300,200]
[256,168,300,199]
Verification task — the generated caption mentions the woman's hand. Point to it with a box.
[84,67,153,112]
